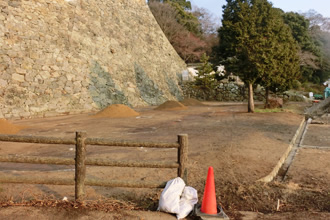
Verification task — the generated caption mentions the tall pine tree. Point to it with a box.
[253,7,300,107]
[216,0,300,112]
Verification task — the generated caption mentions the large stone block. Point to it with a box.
[12,73,25,82]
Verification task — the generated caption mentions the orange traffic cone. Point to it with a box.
[201,166,217,214]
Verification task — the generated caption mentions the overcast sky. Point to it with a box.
[191,0,330,21]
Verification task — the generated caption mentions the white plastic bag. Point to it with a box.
[158,177,186,214]
[177,186,198,219]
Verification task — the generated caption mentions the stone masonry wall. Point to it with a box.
[181,80,304,102]
[181,81,267,102]
[0,0,186,119]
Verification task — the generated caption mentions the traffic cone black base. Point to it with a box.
[194,204,229,220]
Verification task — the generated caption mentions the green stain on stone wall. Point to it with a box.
[134,63,166,105]
[89,61,130,108]
[165,74,183,101]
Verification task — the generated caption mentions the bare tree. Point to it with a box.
[192,6,220,57]
[148,1,186,43]
[174,31,206,62]
[149,1,208,62]
[302,10,330,31]
[192,6,220,35]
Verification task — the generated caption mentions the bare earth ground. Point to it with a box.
[0,102,329,219]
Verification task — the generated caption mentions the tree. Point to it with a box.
[216,0,262,112]
[192,7,220,57]
[174,32,207,62]
[192,6,220,35]
[302,10,330,31]
[148,1,213,62]
[149,0,192,10]
[257,9,300,107]
[148,1,186,43]
[149,0,201,35]
[302,11,330,83]
[215,0,300,112]
[194,54,217,100]
[282,12,324,84]
[282,11,330,84]
[283,12,320,54]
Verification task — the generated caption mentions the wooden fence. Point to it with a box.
[0,131,188,201]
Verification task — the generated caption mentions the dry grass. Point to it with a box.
[0,191,141,212]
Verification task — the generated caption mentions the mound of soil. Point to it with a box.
[266,97,283,109]
[93,104,140,118]
[0,119,22,134]
[154,101,187,111]
[180,98,205,106]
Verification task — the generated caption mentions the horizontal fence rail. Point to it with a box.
[0,132,188,201]
[85,138,180,148]
[0,155,180,168]
[0,175,167,189]
[84,179,167,188]
[0,135,181,148]
[0,175,75,186]
[0,134,76,145]
[0,155,74,165]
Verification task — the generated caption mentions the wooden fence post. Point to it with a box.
[178,134,188,184]
[75,131,87,201]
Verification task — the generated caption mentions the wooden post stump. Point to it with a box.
[178,134,188,184]
[75,131,87,201]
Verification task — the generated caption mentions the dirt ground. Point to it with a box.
[0,102,329,219]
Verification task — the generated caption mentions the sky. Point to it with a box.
[191,0,330,21]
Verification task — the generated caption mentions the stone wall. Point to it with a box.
[181,80,309,103]
[181,81,267,102]
[0,0,186,119]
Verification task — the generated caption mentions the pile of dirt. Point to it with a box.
[267,97,283,108]
[154,101,187,111]
[93,104,140,118]
[180,98,205,106]
[0,119,22,134]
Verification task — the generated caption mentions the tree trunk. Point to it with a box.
[248,83,255,113]
[264,87,269,109]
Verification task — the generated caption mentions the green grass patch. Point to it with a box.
[255,108,284,113]
[255,102,308,114]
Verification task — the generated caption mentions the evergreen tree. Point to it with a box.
[256,8,300,107]
[282,12,323,83]
[149,0,192,10]
[283,12,320,54]
[167,0,192,10]
[215,0,300,112]
[194,54,216,100]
